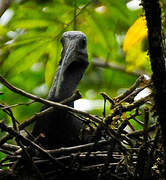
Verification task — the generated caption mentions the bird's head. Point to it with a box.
[50,31,89,101]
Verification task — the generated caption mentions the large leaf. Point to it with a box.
[1,41,49,76]
[123,16,149,71]
[45,41,61,87]
[123,16,148,52]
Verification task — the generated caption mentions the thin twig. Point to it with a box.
[17,141,45,180]
[114,75,148,103]
[1,143,20,152]
[100,92,115,105]
[1,100,35,110]
[0,76,102,124]
[143,107,149,144]
[0,122,67,169]
[92,58,150,77]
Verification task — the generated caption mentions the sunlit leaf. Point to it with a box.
[45,42,61,87]
[123,16,148,52]
[125,41,149,72]
[1,41,49,76]
[13,44,48,75]
[123,16,149,71]
[13,19,53,29]
[0,25,8,36]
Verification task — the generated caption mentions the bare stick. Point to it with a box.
[114,75,147,103]
[92,58,149,77]
[1,143,20,151]
[0,104,18,131]
[0,76,102,124]
[0,122,67,169]
[47,139,109,156]
[0,0,13,17]
[1,100,35,110]
[100,92,115,105]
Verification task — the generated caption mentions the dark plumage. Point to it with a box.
[32,31,89,149]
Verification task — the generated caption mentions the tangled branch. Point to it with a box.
[0,74,163,180]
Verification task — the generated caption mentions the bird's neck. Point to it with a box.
[48,61,88,103]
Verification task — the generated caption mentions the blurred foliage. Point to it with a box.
[0,0,165,131]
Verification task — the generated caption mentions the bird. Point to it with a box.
[32,31,89,149]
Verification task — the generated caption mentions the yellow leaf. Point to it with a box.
[123,16,148,52]
[125,41,149,72]
[123,16,149,71]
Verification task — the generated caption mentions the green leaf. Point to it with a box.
[12,19,53,29]
[1,41,49,76]
[45,42,61,86]
[0,25,8,36]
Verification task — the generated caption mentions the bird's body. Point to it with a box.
[32,31,89,149]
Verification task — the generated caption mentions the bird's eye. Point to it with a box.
[79,38,86,49]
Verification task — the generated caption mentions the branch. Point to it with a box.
[1,143,19,151]
[92,58,149,77]
[19,90,82,130]
[114,75,149,103]
[0,0,13,17]
[0,91,82,147]
[142,0,166,160]
[0,122,66,169]
[47,140,109,156]
[0,76,102,124]
[105,94,152,126]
